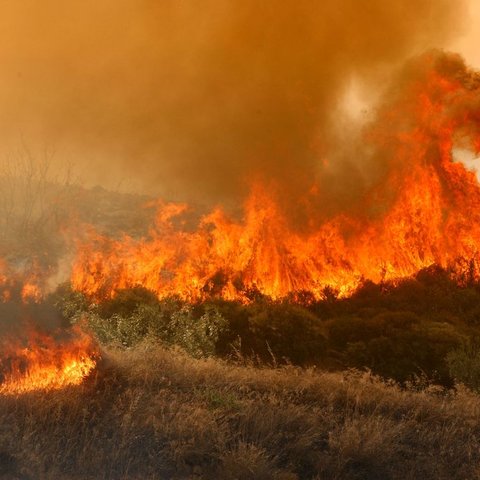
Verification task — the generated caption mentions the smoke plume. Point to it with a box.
[0,0,466,205]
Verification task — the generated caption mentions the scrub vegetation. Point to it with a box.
[2,341,480,480]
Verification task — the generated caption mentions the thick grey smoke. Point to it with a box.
[0,0,466,205]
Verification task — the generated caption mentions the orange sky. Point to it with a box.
[0,0,477,199]
[450,0,480,68]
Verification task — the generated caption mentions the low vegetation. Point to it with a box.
[2,343,480,479]
[0,268,469,478]
[3,174,480,478]
[56,265,480,390]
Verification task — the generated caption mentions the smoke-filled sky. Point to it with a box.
[0,0,476,204]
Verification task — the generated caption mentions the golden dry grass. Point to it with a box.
[1,342,480,479]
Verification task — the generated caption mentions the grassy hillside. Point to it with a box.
[2,178,480,479]
[1,342,480,480]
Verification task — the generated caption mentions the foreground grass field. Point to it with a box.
[1,342,480,480]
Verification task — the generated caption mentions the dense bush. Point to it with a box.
[447,340,480,391]
[55,266,480,386]
[59,287,227,358]
[167,305,227,358]
[327,312,463,384]
[211,299,327,364]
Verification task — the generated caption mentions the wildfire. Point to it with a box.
[71,52,480,302]
[0,326,97,395]
[0,263,98,395]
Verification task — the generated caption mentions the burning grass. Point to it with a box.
[0,326,98,396]
[1,343,480,479]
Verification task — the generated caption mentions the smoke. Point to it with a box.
[0,0,467,206]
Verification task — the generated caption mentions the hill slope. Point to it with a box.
[1,343,479,480]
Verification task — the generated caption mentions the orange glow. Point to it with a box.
[71,54,480,302]
[0,264,98,395]
[0,326,97,395]
[0,259,47,305]
[21,283,43,303]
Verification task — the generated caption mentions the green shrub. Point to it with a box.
[446,341,480,392]
[96,287,160,318]
[243,302,327,364]
[74,292,227,357]
[85,303,164,347]
[327,312,463,385]
[166,305,227,358]
[53,278,480,386]
[54,284,90,322]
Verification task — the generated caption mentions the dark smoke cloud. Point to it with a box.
[0,0,466,205]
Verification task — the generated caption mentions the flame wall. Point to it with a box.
[70,51,480,302]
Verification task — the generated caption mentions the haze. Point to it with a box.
[0,0,476,205]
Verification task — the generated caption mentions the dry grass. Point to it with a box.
[1,342,480,479]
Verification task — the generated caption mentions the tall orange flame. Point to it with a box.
[71,53,480,302]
